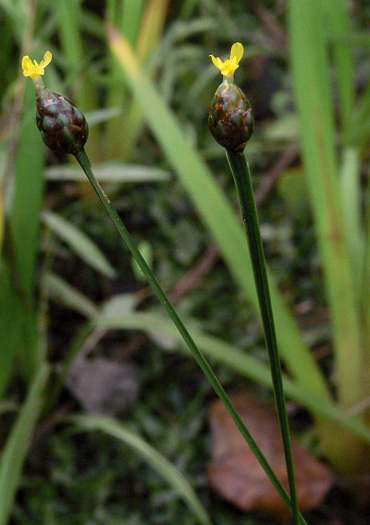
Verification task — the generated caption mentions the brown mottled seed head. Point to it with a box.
[208,80,254,152]
[36,87,88,155]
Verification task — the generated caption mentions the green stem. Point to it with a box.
[75,149,307,524]
[226,150,300,524]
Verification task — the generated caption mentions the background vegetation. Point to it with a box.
[0,0,369,523]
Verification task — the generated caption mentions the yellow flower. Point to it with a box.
[210,43,244,80]
[22,51,52,84]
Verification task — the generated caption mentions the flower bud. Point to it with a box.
[35,87,88,155]
[208,80,254,152]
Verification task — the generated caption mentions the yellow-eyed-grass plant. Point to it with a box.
[22,51,308,524]
[106,9,369,485]
[208,43,299,524]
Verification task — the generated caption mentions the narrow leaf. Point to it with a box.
[0,363,49,525]
[42,210,117,279]
[71,414,211,525]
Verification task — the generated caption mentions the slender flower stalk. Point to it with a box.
[209,44,300,524]
[23,51,307,524]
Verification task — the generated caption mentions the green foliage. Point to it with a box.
[0,364,49,525]
[289,0,369,472]
[70,415,211,525]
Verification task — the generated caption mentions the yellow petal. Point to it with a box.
[210,55,223,71]
[230,43,244,64]
[210,43,244,79]
[22,51,52,79]
[22,56,32,73]
[40,51,52,69]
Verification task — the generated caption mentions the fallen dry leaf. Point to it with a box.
[208,392,335,522]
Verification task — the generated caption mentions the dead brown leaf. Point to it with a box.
[208,392,335,522]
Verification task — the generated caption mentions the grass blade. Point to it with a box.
[121,0,146,45]
[289,0,363,410]
[56,0,101,160]
[7,81,45,377]
[340,146,364,295]
[42,210,117,279]
[118,0,170,158]
[322,0,355,137]
[70,414,211,525]
[45,161,170,183]
[42,271,99,319]
[105,0,145,159]
[0,261,22,398]
[10,82,45,299]
[0,363,50,525]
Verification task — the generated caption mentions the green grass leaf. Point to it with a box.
[70,414,211,525]
[45,161,170,183]
[0,363,50,525]
[42,210,117,279]
[289,0,363,409]
[0,261,22,398]
[42,271,99,319]
[322,0,355,137]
